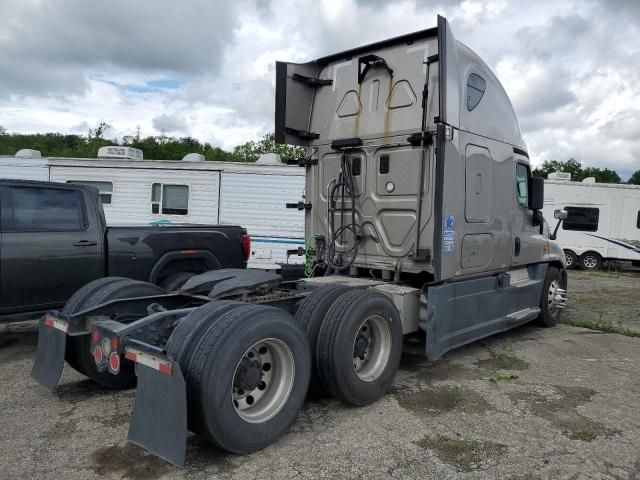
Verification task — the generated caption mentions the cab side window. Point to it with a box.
[515,164,529,208]
[7,186,85,231]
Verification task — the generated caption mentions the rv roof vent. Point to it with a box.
[547,171,571,181]
[15,149,42,158]
[182,153,205,162]
[256,153,283,165]
[582,177,596,184]
[97,146,144,160]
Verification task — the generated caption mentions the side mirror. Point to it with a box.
[528,177,544,211]
[554,209,568,220]
[550,209,567,240]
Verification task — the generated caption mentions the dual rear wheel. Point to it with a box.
[295,285,403,406]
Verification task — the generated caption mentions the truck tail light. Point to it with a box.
[241,234,251,262]
[109,353,120,373]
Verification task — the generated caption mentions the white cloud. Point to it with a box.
[0,0,639,176]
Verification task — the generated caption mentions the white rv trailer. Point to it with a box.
[0,151,50,181]
[0,150,306,269]
[543,174,640,268]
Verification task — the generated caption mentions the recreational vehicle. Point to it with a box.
[544,173,640,269]
[0,149,306,269]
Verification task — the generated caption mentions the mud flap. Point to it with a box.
[31,316,67,391]
[128,361,187,467]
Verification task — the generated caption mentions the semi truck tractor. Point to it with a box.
[33,15,567,466]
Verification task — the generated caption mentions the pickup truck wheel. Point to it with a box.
[316,290,402,406]
[159,272,196,291]
[63,277,133,375]
[294,284,351,396]
[187,304,310,453]
[536,266,565,328]
[67,279,165,389]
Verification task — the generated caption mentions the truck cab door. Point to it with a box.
[512,161,544,265]
[0,184,104,313]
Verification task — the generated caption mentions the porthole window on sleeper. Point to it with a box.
[467,73,486,111]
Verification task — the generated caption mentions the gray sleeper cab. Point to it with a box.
[276,15,567,359]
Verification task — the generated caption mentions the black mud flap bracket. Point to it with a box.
[128,357,187,467]
[32,313,68,391]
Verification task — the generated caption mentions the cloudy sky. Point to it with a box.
[0,0,638,177]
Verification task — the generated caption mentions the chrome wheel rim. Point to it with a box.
[548,279,560,316]
[352,315,392,382]
[583,255,598,269]
[232,338,294,424]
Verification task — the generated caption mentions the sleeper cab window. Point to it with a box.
[467,73,486,111]
[515,163,529,208]
[151,183,189,215]
[563,206,599,232]
[66,180,113,205]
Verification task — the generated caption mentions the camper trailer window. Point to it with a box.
[516,164,528,207]
[563,207,599,232]
[8,187,85,232]
[151,183,189,215]
[66,180,113,205]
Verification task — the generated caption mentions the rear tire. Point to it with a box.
[187,304,311,453]
[294,284,351,396]
[159,272,196,291]
[564,250,578,269]
[316,290,402,406]
[536,266,564,327]
[63,277,133,375]
[166,300,245,434]
[64,278,165,389]
[579,251,602,270]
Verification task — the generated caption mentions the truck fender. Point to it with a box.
[148,250,222,284]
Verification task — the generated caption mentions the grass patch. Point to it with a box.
[486,374,518,383]
[561,317,640,338]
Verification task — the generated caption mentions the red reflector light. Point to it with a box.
[43,315,54,327]
[111,337,118,351]
[124,351,137,362]
[109,353,120,372]
[241,234,251,262]
[91,329,100,343]
[159,362,172,376]
[94,346,103,363]
[180,249,197,255]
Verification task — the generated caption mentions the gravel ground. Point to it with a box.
[1,270,639,480]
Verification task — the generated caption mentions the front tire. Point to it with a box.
[579,251,602,270]
[316,290,402,406]
[536,266,565,327]
[187,304,311,453]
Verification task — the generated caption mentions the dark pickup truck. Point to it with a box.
[0,179,249,318]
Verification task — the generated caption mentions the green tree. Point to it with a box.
[0,125,6,135]
[532,158,583,179]
[231,133,305,163]
[580,167,621,183]
[628,170,640,185]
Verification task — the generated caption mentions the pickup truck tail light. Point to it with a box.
[241,234,251,262]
